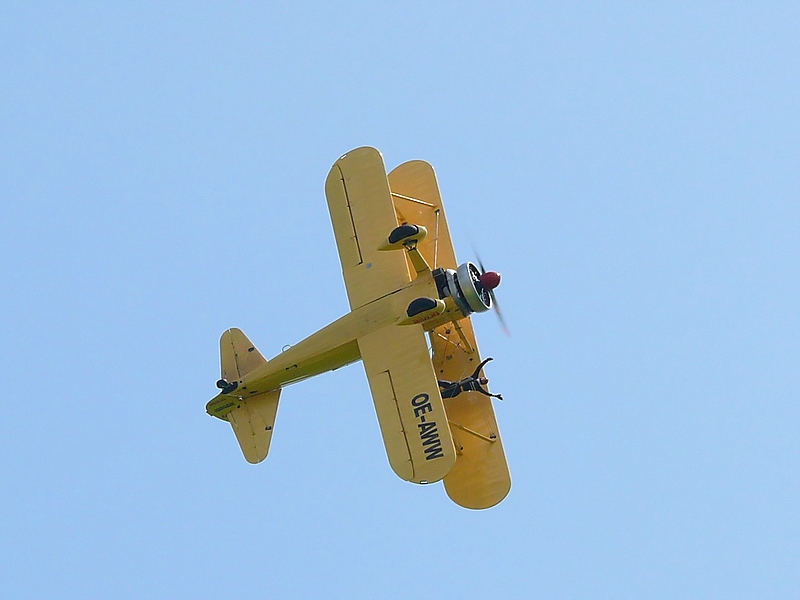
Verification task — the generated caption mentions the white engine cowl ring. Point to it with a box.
[453,262,492,314]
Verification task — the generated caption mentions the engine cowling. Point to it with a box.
[455,262,492,313]
[433,262,492,317]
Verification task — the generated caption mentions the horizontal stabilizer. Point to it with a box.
[226,390,281,464]
[208,327,280,463]
[221,328,266,381]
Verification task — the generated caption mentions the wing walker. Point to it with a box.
[205,147,511,509]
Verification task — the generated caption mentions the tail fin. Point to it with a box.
[206,328,281,464]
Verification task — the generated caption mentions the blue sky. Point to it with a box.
[2,3,798,598]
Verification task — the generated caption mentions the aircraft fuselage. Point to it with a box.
[230,268,442,396]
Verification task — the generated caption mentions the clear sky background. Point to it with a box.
[2,3,798,598]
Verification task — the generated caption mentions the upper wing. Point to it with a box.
[325,147,411,309]
[358,324,457,484]
[388,160,459,272]
[431,321,511,509]
[390,159,511,508]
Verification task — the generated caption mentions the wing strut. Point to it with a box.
[448,420,498,444]
[451,319,475,355]
[433,209,440,268]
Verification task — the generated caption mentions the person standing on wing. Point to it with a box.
[438,357,503,400]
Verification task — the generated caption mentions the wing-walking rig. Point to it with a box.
[206,147,511,509]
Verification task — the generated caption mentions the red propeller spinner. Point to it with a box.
[479,270,502,291]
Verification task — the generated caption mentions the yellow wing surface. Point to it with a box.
[388,160,459,272]
[325,149,509,501]
[325,148,456,483]
[325,147,411,309]
[431,325,510,509]
[358,324,457,483]
[389,160,511,509]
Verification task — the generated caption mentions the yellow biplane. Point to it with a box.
[206,147,511,509]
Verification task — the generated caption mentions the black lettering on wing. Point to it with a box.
[411,393,430,407]
[418,421,437,435]
[418,421,444,460]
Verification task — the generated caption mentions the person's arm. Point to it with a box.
[472,381,503,400]
[471,357,494,380]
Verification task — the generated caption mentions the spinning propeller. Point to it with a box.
[475,253,510,336]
